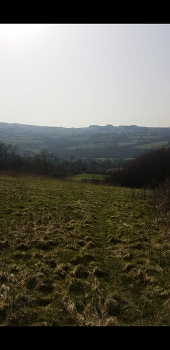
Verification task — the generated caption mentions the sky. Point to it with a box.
[0,23,170,129]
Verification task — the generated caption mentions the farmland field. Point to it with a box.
[72,173,106,181]
[135,141,168,149]
[1,122,170,161]
[1,174,170,326]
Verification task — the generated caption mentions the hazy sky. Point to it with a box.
[0,23,170,128]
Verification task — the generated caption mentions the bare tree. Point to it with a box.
[40,149,55,175]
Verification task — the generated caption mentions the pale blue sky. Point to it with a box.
[0,23,170,128]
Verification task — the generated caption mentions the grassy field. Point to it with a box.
[65,143,107,150]
[135,141,168,149]
[71,173,106,181]
[0,174,170,326]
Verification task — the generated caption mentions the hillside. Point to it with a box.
[1,174,170,326]
[1,122,170,162]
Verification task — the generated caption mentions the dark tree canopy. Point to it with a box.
[108,146,170,189]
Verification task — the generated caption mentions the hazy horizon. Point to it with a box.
[1,120,170,129]
[1,24,170,129]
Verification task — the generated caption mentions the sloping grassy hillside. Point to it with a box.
[0,174,170,326]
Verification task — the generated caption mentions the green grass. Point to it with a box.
[22,147,42,154]
[0,137,37,143]
[72,173,106,181]
[0,173,170,326]
[93,158,114,161]
[135,141,168,149]
[140,135,161,140]
[65,143,107,150]
[118,141,137,146]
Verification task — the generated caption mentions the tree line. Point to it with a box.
[2,140,170,189]
[0,141,115,177]
[107,146,170,189]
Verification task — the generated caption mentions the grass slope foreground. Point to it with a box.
[0,174,170,326]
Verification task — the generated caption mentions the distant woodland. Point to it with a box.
[1,122,170,188]
[0,122,170,161]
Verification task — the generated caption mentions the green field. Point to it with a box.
[1,123,170,162]
[72,173,106,181]
[135,141,168,149]
[0,174,170,326]
[65,143,107,150]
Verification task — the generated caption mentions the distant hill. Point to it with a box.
[0,122,170,161]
